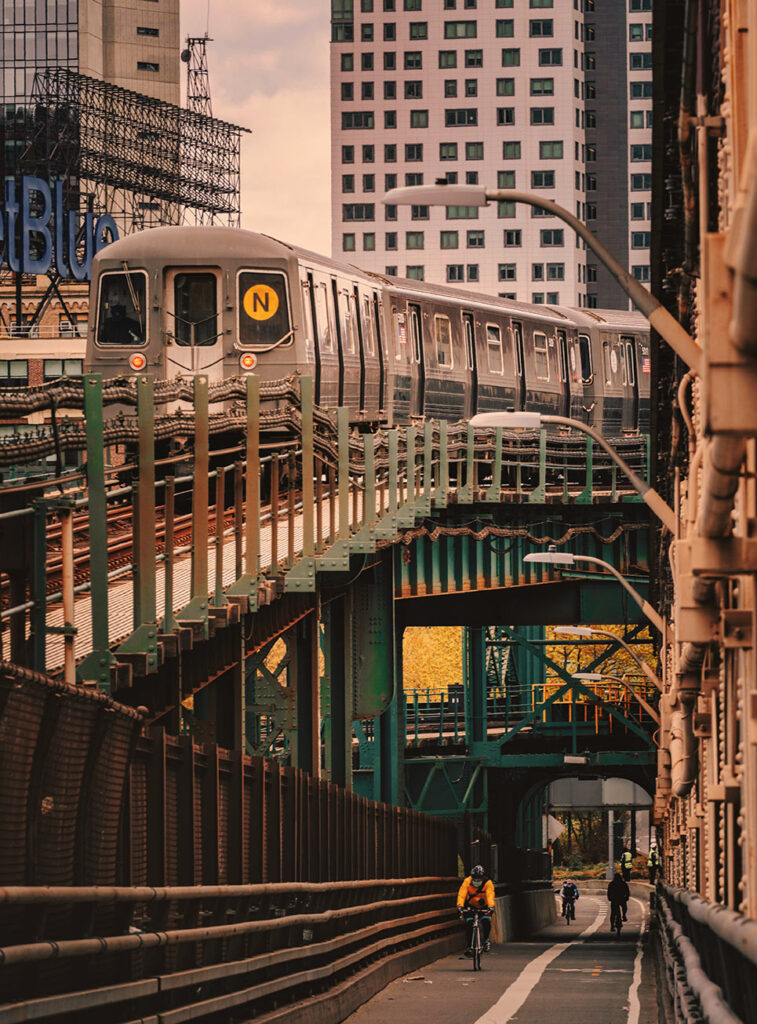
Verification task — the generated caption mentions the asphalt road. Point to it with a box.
[345,893,658,1024]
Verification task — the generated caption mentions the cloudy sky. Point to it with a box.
[181,0,332,254]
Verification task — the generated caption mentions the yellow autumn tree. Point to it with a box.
[403,626,463,693]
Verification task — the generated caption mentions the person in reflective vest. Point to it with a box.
[457,864,495,956]
[647,846,659,884]
[620,848,633,882]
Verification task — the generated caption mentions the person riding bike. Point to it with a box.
[620,848,633,882]
[457,864,495,956]
[647,846,659,884]
[560,878,579,920]
[607,872,630,929]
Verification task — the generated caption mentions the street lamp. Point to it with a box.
[467,410,676,535]
[555,626,662,692]
[522,550,664,633]
[573,672,660,730]
[383,183,701,374]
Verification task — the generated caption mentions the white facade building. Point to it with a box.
[330,0,652,309]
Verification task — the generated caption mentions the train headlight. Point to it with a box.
[128,352,147,371]
[239,352,258,371]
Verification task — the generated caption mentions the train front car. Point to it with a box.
[86,227,304,388]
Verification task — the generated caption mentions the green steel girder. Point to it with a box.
[404,756,488,823]
[244,635,296,760]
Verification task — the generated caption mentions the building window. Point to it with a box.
[439,50,457,67]
[546,262,564,280]
[498,201,516,217]
[585,22,595,39]
[363,232,376,250]
[630,111,644,129]
[410,109,429,127]
[363,174,375,191]
[342,111,375,129]
[497,170,515,188]
[538,48,562,65]
[586,173,597,190]
[629,0,652,10]
[631,173,652,190]
[529,19,553,36]
[341,232,353,252]
[540,228,564,245]
[363,145,375,161]
[342,174,355,192]
[531,169,555,188]
[530,0,553,5]
[465,79,478,96]
[584,52,596,70]
[530,77,554,95]
[362,53,374,70]
[361,23,374,41]
[444,0,456,6]
[496,77,515,95]
[445,80,458,97]
[532,263,544,280]
[361,82,374,100]
[137,25,159,35]
[384,22,396,39]
[409,21,428,38]
[467,265,479,282]
[466,141,484,160]
[444,20,477,37]
[405,143,423,161]
[343,204,375,221]
[411,205,429,219]
[496,0,514,5]
[332,24,354,42]
[530,107,554,125]
[586,81,596,99]
[406,266,425,280]
[496,19,514,36]
[446,205,479,218]
[632,265,650,281]
[385,266,397,275]
[630,52,652,70]
[406,230,424,249]
[405,173,423,185]
[501,48,520,66]
[585,144,597,161]
[137,61,160,71]
[630,82,653,99]
[384,52,396,69]
[467,229,484,247]
[503,141,521,159]
[445,108,478,126]
[0,360,29,386]
[546,291,559,304]
[341,53,354,71]
[385,111,397,128]
[361,0,373,9]
[405,80,422,98]
[586,110,597,128]
[497,107,515,125]
[504,229,522,246]
[342,145,354,163]
[630,144,652,161]
[498,263,516,280]
[465,49,483,67]
[404,50,422,68]
[532,293,545,303]
[631,231,651,248]
[441,230,459,248]
[385,144,397,162]
[440,142,458,160]
[447,264,464,281]
[630,202,645,219]
[385,173,397,191]
[385,204,398,220]
[342,82,354,101]
[539,141,563,159]
[385,232,398,249]
[629,23,643,40]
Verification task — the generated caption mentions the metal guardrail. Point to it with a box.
[0,878,460,1023]
[656,882,756,1024]
[0,322,87,340]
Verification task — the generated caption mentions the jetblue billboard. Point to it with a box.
[0,176,119,281]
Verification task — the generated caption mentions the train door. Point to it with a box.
[578,333,596,425]
[373,291,386,415]
[622,334,639,431]
[334,282,361,412]
[302,272,321,400]
[165,268,223,381]
[557,329,570,416]
[408,302,425,417]
[462,311,478,417]
[357,287,381,419]
[512,320,526,410]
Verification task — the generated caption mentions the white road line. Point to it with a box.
[472,899,607,1024]
[626,896,648,1024]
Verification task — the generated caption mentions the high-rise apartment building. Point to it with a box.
[330,0,652,309]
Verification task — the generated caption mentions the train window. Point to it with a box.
[96,270,147,346]
[463,315,475,369]
[361,295,377,356]
[602,340,614,384]
[341,289,358,355]
[174,273,218,346]
[487,324,504,374]
[623,337,636,385]
[578,334,593,383]
[394,311,407,360]
[512,321,524,376]
[435,315,453,367]
[533,331,550,380]
[409,306,422,363]
[618,341,627,384]
[313,280,335,353]
[238,270,292,349]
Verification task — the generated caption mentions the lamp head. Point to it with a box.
[469,411,542,430]
[554,626,594,638]
[523,551,576,566]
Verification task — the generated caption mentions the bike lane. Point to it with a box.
[345,893,658,1024]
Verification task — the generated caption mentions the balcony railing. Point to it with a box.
[1,322,87,340]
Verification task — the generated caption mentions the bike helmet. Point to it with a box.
[471,864,485,880]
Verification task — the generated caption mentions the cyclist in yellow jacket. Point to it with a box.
[457,864,495,956]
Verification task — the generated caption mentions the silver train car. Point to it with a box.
[85,226,651,434]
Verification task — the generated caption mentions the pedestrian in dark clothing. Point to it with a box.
[607,872,630,922]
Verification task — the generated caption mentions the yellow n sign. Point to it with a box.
[243,284,279,321]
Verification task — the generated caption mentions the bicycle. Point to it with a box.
[609,902,623,936]
[561,895,575,923]
[463,908,491,971]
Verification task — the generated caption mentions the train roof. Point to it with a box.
[92,226,303,267]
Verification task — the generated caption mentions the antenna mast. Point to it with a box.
[181,36,213,118]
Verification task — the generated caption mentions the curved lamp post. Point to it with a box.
[522,550,664,633]
[555,625,662,693]
[383,183,702,374]
[469,410,676,535]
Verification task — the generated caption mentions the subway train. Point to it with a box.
[85,226,651,435]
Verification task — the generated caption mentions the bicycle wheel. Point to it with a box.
[472,924,482,971]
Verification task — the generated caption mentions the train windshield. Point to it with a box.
[174,273,218,346]
[96,271,147,345]
[238,270,292,348]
